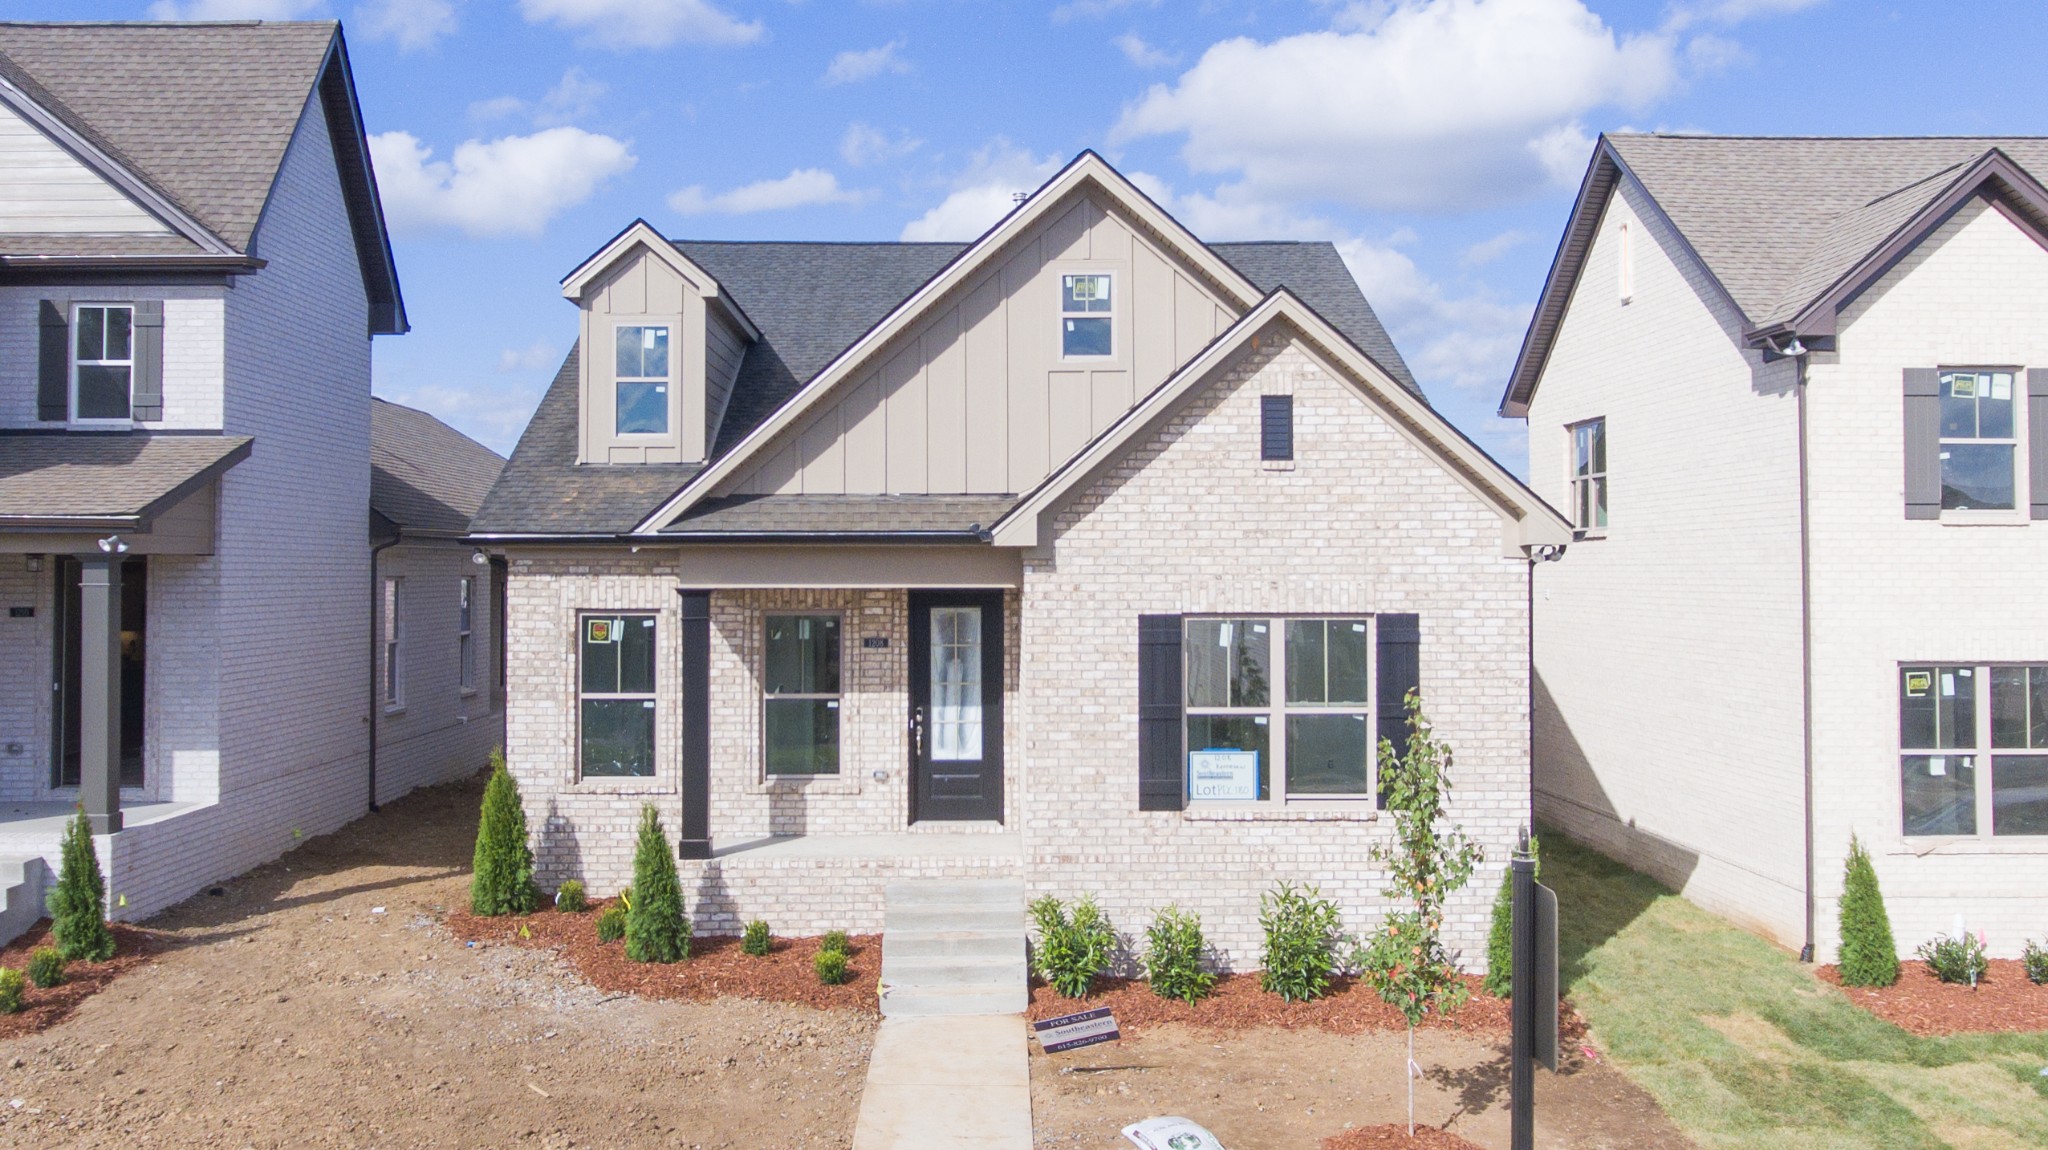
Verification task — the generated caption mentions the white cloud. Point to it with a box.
[1052,0,1157,22]
[1114,32,1178,69]
[1114,0,1675,212]
[899,140,1062,242]
[375,381,543,456]
[823,40,911,85]
[1459,228,1531,267]
[1335,234,1531,395]
[370,127,636,238]
[518,0,763,50]
[468,95,527,122]
[840,122,922,167]
[148,0,320,16]
[669,169,866,216]
[468,68,609,128]
[355,0,457,51]
[1669,0,1825,29]
[497,340,560,373]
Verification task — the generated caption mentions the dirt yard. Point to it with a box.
[0,774,875,1149]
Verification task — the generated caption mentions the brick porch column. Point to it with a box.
[76,555,123,835]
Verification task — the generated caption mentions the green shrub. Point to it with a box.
[625,806,689,964]
[595,903,627,944]
[0,968,21,1014]
[742,920,773,957]
[814,947,849,985]
[1259,881,1342,1003]
[1482,836,1539,999]
[1837,834,1899,988]
[49,808,114,962]
[2022,939,2048,985]
[470,749,539,917]
[554,880,587,914]
[1142,905,1215,1005]
[1029,895,1117,1000]
[25,948,65,990]
[820,929,850,956]
[1918,932,1988,985]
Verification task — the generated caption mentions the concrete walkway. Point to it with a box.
[851,1014,1032,1150]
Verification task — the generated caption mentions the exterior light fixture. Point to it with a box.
[24,555,41,574]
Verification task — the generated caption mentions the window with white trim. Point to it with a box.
[581,613,656,778]
[1060,273,1113,358]
[764,614,840,776]
[381,577,403,708]
[1900,663,2048,837]
[458,576,476,692]
[614,324,671,435]
[1184,617,1372,804]
[1569,417,1607,534]
[1938,369,2018,511]
[73,303,134,423]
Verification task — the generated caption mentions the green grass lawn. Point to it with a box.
[1542,831,2048,1150]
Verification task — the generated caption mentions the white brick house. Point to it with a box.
[1504,135,2048,960]
[0,22,492,940]
[474,153,1568,966]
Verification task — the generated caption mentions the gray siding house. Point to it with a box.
[0,22,488,941]
[474,153,1568,967]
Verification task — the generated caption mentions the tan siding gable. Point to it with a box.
[723,191,1237,496]
[0,100,170,235]
[577,243,709,464]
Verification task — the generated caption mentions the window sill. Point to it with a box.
[459,687,480,699]
[1182,804,1379,823]
[1888,837,2048,856]
[1939,511,2029,526]
[754,776,860,795]
[568,776,673,795]
[382,705,405,716]
[1261,459,1296,472]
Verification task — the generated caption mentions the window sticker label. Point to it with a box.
[587,618,615,644]
[1905,670,1932,697]
[1941,673,1955,697]
[1951,373,1978,398]
[1930,756,1946,777]
[1990,374,2013,400]
[1189,750,1259,801]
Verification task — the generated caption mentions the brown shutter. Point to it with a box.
[131,300,163,422]
[37,300,68,422]
[2030,369,2048,520]
[1376,613,1420,808]
[1138,614,1185,811]
[1903,368,1942,520]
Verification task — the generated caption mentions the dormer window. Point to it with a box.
[614,324,670,435]
[73,303,134,423]
[1061,273,1113,358]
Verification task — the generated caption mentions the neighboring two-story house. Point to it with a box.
[472,152,1568,966]
[0,21,495,939]
[1504,134,2048,960]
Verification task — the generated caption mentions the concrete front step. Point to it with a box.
[879,877,1028,1019]
[0,855,49,949]
[884,930,1023,959]
[882,907,1023,934]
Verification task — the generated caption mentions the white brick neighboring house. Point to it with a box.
[0,22,487,942]
[1504,134,2048,961]
[473,154,1570,967]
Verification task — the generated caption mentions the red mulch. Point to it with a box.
[446,901,880,1013]
[0,919,160,1039]
[1322,1124,1487,1149]
[1027,972,1587,1043]
[1817,958,2048,1035]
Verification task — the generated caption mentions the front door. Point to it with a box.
[908,590,1004,822]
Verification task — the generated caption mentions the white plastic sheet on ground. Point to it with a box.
[1121,1116,1227,1150]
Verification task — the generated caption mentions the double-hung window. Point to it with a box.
[1569,418,1607,535]
[1060,273,1113,358]
[1938,369,2017,511]
[73,303,134,423]
[1184,617,1372,804]
[614,324,670,435]
[764,614,841,776]
[381,577,403,708]
[458,577,476,693]
[1900,663,2048,836]
[580,614,656,778]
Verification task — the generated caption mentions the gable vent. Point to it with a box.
[1260,394,1294,461]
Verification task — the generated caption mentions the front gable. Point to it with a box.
[0,98,172,236]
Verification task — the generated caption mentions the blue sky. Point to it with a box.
[23,1,2048,472]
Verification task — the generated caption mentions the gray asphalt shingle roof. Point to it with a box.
[663,494,1018,536]
[371,398,505,535]
[475,236,1418,536]
[0,431,250,524]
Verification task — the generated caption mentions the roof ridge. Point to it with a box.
[1612,132,2048,142]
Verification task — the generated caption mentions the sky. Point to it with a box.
[17,1,2048,473]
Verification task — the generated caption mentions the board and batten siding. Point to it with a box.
[723,192,1238,497]
[0,101,170,235]
[576,244,712,465]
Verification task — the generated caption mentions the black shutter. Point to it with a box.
[1138,614,1185,811]
[2030,370,2048,520]
[131,300,164,422]
[1376,613,1421,775]
[677,590,711,859]
[1261,394,1293,461]
[1903,368,1942,520]
[37,300,68,422]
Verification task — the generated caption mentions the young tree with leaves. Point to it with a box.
[626,805,689,964]
[1838,833,1899,987]
[470,748,539,916]
[1360,691,1481,1136]
[1483,834,1538,998]
[49,808,114,962]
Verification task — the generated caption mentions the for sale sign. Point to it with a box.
[1033,1007,1120,1053]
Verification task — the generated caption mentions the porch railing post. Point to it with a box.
[76,555,123,835]
[677,589,711,860]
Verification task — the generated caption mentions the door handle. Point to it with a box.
[911,706,923,756]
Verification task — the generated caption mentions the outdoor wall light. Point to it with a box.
[97,535,129,555]
[23,555,41,574]
[471,548,489,566]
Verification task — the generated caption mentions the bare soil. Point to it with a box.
[1324,1125,1487,1149]
[1030,1023,1693,1150]
[0,922,160,1041]
[0,773,875,1149]
[449,905,880,1013]
[1818,958,2048,1035]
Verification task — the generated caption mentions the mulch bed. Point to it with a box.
[446,901,880,1013]
[1818,959,2048,1035]
[1321,1124,1487,1149]
[0,919,160,1040]
[1028,972,1586,1042]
